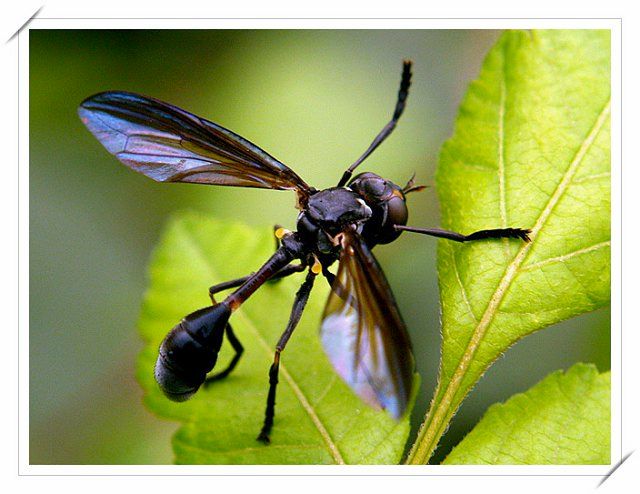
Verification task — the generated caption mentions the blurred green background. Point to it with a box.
[29,29,610,464]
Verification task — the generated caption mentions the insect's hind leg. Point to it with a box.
[204,264,306,386]
[257,269,317,444]
[204,324,244,384]
[209,262,306,304]
[204,263,306,385]
[203,288,244,386]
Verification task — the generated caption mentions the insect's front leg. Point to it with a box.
[395,225,531,243]
[257,268,317,444]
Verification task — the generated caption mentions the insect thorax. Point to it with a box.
[296,187,371,254]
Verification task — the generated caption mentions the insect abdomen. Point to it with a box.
[154,303,231,401]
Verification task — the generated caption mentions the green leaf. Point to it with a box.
[408,30,610,463]
[137,212,413,464]
[443,364,610,464]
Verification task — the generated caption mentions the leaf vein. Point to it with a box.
[522,240,610,271]
[422,97,611,454]
[573,172,611,184]
[180,224,346,464]
[447,241,478,322]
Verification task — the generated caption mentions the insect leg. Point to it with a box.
[204,324,244,384]
[337,60,413,187]
[199,242,306,388]
[190,236,303,381]
[321,265,336,288]
[395,225,531,243]
[209,263,306,304]
[257,269,317,444]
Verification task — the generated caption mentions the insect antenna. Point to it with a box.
[402,172,428,195]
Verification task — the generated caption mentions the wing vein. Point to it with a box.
[79,92,310,193]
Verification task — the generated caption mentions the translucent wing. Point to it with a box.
[78,91,311,196]
[320,230,414,418]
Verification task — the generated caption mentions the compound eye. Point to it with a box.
[368,194,409,246]
[386,195,409,227]
[351,174,388,201]
[364,177,386,197]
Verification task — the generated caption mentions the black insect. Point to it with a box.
[78,61,530,443]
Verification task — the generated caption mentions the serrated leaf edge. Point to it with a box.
[407,97,611,464]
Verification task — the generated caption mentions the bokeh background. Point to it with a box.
[29,29,610,464]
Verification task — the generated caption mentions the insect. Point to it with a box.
[78,61,530,444]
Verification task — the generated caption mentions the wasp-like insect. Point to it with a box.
[79,61,530,443]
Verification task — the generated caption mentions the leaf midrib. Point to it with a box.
[180,224,346,464]
[438,97,611,430]
[408,96,611,464]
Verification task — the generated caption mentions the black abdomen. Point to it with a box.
[154,303,231,401]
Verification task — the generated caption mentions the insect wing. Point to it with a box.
[320,231,414,418]
[78,91,311,194]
